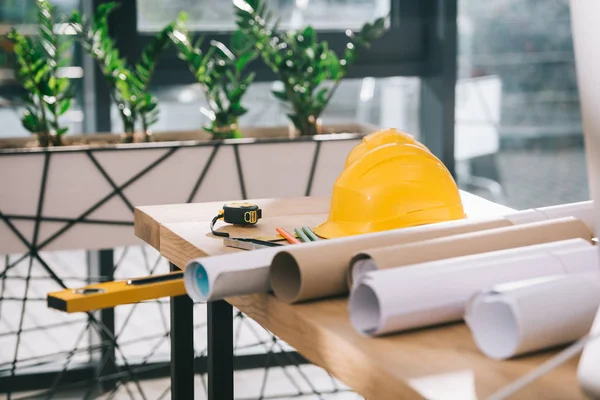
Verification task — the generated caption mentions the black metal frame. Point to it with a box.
[0,351,309,394]
[169,263,195,399]
[207,300,234,400]
[87,249,117,393]
[418,0,458,177]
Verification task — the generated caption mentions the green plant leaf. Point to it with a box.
[73,2,175,139]
[231,29,250,54]
[302,26,316,46]
[211,40,235,61]
[34,62,50,84]
[271,88,288,102]
[56,127,69,136]
[287,113,302,130]
[235,52,253,73]
[315,87,328,106]
[58,98,71,115]
[230,102,248,117]
[37,0,57,61]
[325,51,343,80]
[21,110,40,133]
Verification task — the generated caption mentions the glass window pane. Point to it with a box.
[111,77,420,136]
[137,0,390,32]
[0,0,83,138]
[456,0,588,209]
[0,0,78,27]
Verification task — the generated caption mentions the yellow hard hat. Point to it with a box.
[314,142,465,239]
[344,128,430,168]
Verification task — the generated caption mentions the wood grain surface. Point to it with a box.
[135,196,331,250]
[134,193,585,400]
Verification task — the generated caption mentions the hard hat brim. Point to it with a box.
[314,204,467,239]
[313,220,359,239]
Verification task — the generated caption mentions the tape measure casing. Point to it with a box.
[221,203,262,225]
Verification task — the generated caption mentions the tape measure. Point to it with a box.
[210,202,263,237]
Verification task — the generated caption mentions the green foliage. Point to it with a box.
[170,14,256,139]
[234,0,387,136]
[7,0,74,147]
[70,3,175,142]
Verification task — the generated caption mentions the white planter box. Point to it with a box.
[0,124,372,254]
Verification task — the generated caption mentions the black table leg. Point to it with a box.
[170,262,194,400]
[208,300,234,400]
[88,249,117,392]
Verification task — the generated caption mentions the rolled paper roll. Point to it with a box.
[532,201,596,232]
[502,201,595,231]
[348,239,597,336]
[184,247,280,302]
[270,217,514,304]
[578,304,600,398]
[269,201,593,304]
[350,217,592,286]
[465,272,600,360]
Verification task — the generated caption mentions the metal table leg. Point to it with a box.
[208,300,234,400]
[170,263,194,399]
[88,249,117,392]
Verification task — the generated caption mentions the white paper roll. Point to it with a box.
[505,201,594,230]
[349,239,597,336]
[184,247,280,302]
[465,273,600,360]
[578,306,600,398]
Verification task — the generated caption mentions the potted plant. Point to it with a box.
[170,14,255,140]
[7,0,74,147]
[69,2,176,143]
[234,0,386,136]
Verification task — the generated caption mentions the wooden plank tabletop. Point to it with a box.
[134,193,585,400]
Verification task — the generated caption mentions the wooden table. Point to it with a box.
[134,193,585,400]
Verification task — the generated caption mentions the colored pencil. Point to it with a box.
[295,228,311,243]
[302,226,320,241]
[276,227,301,244]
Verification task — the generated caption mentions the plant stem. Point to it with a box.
[141,118,150,142]
[122,112,135,143]
[212,118,240,139]
[49,101,61,146]
[38,95,50,147]
[281,76,310,136]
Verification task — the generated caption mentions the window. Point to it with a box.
[137,0,391,32]
[455,0,588,209]
[111,77,421,134]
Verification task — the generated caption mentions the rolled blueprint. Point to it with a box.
[184,247,280,302]
[350,217,592,285]
[270,202,594,304]
[349,239,597,336]
[465,272,600,359]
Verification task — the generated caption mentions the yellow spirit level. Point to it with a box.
[47,271,186,313]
